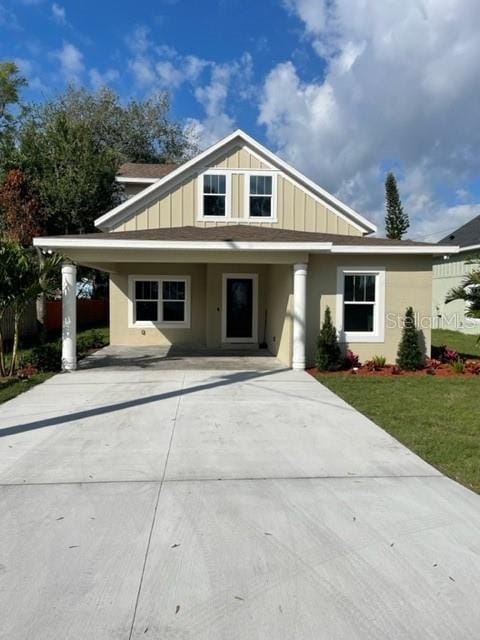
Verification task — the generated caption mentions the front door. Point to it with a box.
[222,274,257,343]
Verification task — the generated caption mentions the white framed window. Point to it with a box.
[247,174,276,219]
[336,267,385,342]
[198,170,231,219]
[128,276,191,328]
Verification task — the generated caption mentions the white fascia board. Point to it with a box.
[33,237,333,252]
[115,176,159,184]
[95,128,377,234]
[457,244,480,253]
[330,244,461,255]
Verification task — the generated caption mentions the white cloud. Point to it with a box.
[89,67,119,89]
[260,0,480,238]
[53,42,84,83]
[126,27,253,149]
[51,2,66,25]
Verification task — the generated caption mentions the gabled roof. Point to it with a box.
[35,225,459,255]
[96,129,378,234]
[440,214,480,250]
[116,162,178,181]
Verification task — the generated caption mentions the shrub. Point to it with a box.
[316,306,342,371]
[372,355,386,369]
[451,358,465,374]
[30,342,62,372]
[343,350,359,369]
[396,307,425,371]
[77,328,108,356]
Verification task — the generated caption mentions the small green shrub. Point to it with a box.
[30,342,62,372]
[77,328,108,356]
[397,307,425,371]
[451,358,465,374]
[372,355,386,369]
[316,306,342,371]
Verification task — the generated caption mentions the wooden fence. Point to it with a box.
[0,299,109,341]
[0,301,38,341]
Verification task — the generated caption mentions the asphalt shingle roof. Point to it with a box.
[439,214,480,247]
[52,225,437,246]
[117,163,178,180]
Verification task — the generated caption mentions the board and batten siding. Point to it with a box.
[112,146,362,236]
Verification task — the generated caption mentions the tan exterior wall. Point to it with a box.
[265,264,293,365]
[111,145,362,236]
[110,263,207,347]
[306,255,433,365]
[212,146,271,170]
[108,254,432,368]
[109,262,290,361]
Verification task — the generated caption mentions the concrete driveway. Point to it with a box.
[1,347,480,639]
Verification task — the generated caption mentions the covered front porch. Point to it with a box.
[55,254,311,372]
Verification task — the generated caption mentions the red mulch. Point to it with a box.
[307,361,480,378]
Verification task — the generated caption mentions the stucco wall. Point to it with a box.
[306,254,433,365]
[110,263,207,347]
[112,145,362,236]
[108,254,433,368]
[265,264,293,365]
[109,262,273,354]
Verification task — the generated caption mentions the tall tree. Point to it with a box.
[385,172,409,239]
[12,85,196,234]
[19,111,119,234]
[0,61,27,176]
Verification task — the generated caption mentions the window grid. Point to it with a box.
[343,274,377,334]
[203,174,227,217]
[249,174,273,218]
[133,278,188,325]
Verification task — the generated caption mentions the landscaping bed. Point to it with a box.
[0,326,109,405]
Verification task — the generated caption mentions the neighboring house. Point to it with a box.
[432,215,480,334]
[34,129,457,370]
[116,162,178,199]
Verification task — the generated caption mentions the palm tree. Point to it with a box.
[0,240,60,377]
[445,261,480,329]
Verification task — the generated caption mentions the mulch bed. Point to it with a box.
[307,361,480,378]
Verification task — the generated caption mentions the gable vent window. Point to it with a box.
[249,175,273,217]
[203,174,226,216]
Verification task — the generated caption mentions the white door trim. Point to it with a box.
[222,273,258,344]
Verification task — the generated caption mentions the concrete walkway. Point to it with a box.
[1,349,479,639]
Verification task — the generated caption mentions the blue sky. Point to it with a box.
[1,0,480,239]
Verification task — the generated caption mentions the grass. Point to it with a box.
[432,328,480,358]
[0,372,54,404]
[317,374,480,493]
[0,325,109,405]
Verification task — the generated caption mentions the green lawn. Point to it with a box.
[432,328,480,358]
[0,372,54,405]
[0,326,109,405]
[317,374,480,493]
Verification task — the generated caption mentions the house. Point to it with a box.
[33,129,458,370]
[432,214,480,334]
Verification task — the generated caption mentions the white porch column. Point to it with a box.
[61,262,77,371]
[292,262,308,370]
